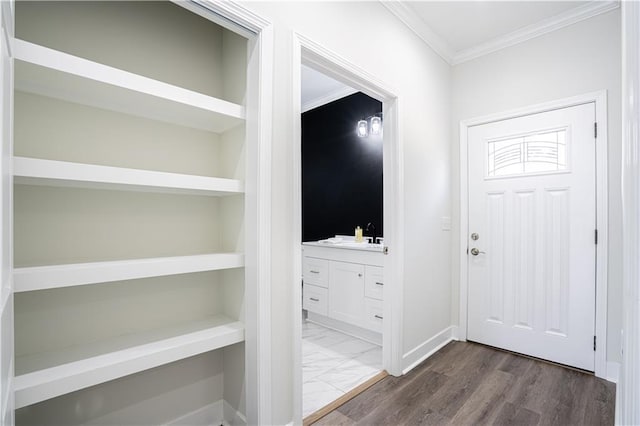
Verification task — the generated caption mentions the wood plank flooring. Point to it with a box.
[313,341,615,426]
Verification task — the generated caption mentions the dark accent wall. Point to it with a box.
[302,92,383,242]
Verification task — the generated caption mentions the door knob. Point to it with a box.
[470,248,485,256]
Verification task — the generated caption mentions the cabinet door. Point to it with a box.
[364,265,384,301]
[328,261,365,326]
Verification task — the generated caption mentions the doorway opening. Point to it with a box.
[300,66,384,420]
[292,35,402,424]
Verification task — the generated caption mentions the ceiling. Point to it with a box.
[301,65,357,113]
[383,0,619,64]
[301,1,619,107]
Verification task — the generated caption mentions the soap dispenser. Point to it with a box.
[355,226,363,242]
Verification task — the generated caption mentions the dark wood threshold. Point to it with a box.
[303,370,389,426]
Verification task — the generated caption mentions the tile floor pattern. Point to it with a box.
[302,320,382,418]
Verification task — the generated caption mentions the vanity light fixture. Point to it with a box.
[357,120,368,137]
[370,116,382,135]
[356,113,383,138]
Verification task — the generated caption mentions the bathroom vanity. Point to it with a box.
[302,240,384,345]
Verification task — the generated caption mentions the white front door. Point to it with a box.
[467,102,596,371]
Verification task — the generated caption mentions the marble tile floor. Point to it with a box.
[302,320,382,418]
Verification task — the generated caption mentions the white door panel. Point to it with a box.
[467,103,596,371]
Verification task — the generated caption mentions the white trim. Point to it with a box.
[594,91,609,381]
[619,2,640,424]
[402,326,456,374]
[607,361,620,384]
[306,313,382,346]
[301,86,358,113]
[184,2,273,425]
[222,400,247,426]
[458,90,609,379]
[379,0,453,64]
[380,0,619,66]
[165,401,223,426]
[451,1,620,65]
[178,0,270,37]
[292,32,404,425]
[164,400,247,426]
[451,325,460,341]
[291,36,304,426]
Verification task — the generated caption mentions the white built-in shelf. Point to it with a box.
[14,315,244,409]
[13,157,244,196]
[13,39,245,133]
[14,253,245,293]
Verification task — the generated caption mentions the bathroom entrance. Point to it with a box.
[293,40,401,424]
[300,70,384,420]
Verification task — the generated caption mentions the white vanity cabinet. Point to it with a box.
[302,243,384,342]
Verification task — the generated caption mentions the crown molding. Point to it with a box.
[380,0,620,66]
[452,0,620,65]
[301,86,358,113]
[380,0,454,64]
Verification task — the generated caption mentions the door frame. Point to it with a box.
[291,33,404,423]
[458,91,608,378]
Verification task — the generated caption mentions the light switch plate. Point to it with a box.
[441,216,451,231]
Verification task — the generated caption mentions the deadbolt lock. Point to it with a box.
[471,233,479,241]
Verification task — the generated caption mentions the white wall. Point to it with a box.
[244,2,452,423]
[451,10,622,364]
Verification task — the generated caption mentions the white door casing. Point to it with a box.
[0,0,14,423]
[467,103,597,371]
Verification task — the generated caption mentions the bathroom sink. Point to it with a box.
[311,238,384,251]
[337,241,380,248]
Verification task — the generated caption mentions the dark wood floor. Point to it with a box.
[313,341,615,426]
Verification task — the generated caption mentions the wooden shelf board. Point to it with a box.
[14,253,245,293]
[13,157,245,196]
[14,39,245,133]
[14,315,244,409]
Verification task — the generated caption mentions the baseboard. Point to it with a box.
[165,401,223,426]
[165,400,246,426]
[606,361,620,384]
[451,325,460,340]
[222,400,247,426]
[402,326,456,374]
[306,312,382,346]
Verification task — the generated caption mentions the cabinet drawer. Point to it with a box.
[303,284,328,316]
[363,298,383,332]
[303,257,329,288]
[364,266,384,300]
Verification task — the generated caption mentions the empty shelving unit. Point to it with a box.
[0,1,270,424]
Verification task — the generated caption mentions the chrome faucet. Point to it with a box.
[366,222,378,244]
